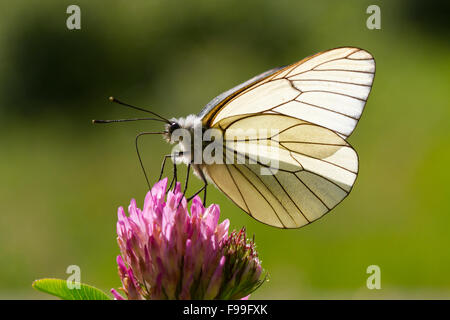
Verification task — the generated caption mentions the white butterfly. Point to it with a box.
[97,47,375,229]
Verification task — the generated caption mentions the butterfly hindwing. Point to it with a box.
[204,114,358,228]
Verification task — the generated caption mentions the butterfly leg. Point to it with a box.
[176,162,191,208]
[186,169,208,206]
[168,158,177,191]
[186,182,208,206]
[176,162,208,207]
[159,153,183,192]
[158,154,172,181]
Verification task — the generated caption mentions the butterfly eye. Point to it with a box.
[169,122,180,134]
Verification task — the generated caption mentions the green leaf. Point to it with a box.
[32,278,112,300]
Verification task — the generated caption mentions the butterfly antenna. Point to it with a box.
[92,117,167,124]
[109,96,171,124]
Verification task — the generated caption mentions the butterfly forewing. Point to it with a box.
[198,67,283,124]
[205,47,375,139]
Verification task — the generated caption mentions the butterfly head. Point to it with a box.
[163,115,202,144]
[168,122,180,135]
[163,121,180,143]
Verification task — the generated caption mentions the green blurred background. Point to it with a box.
[0,0,449,299]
